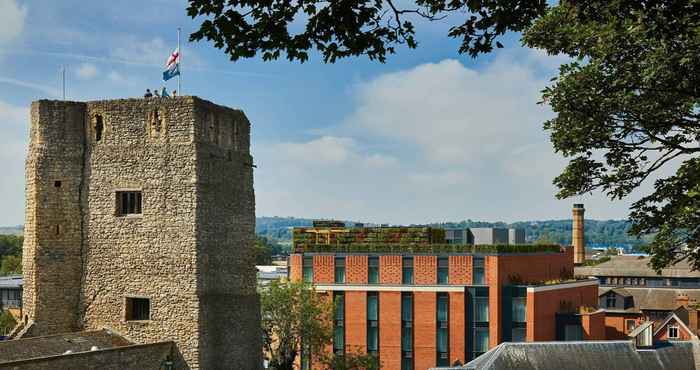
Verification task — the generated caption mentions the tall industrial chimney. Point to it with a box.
[573,203,585,265]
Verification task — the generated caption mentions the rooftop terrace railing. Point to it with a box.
[299,243,563,254]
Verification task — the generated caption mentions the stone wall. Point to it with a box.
[23,100,86,335]
[192,99,261,369]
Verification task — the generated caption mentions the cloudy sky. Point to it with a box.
[0,0,649,226]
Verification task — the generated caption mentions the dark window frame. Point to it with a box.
[401,292,414,370]
[303,256,314,283]
[125,296,150,321]
[402,257,414,285]
[367,292,379,358]
[437,257,449,285]
[116,190,143,216]
[335,257,346,283]
[436,293,449,366]
[368,257,380,284]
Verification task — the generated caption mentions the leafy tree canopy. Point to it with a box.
[523,0,700,270]
[187,0,547,62]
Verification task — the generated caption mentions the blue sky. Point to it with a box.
[0,0,648,226]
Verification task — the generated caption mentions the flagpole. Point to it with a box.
[177,27,181,95]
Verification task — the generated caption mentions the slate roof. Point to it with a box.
[433,341,697,370]
[0,330,131,363]
[575,255,700,278]
[600,287,700,311]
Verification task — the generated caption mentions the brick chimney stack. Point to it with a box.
[573,204,585,265]
[678,293,690,308]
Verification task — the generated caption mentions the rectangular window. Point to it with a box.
[668,324,679,339]
[625,319,636,333]
[402,257,414,285]
[367,292,379,355]
[116,191,142,216]
[437,293,449,366]
[474,297,489,323]
[473,257,485,285]
[511,327,526,342]
[474,327,489,355]
[125,297,150,321]
[401,293,413,370]
[368,257,379,284]
[303,256,313,283]
[606,294,616,308]
[335,257,346,283]
[437,258,449,285]
[334,292,345,355]
[512,297,526,323]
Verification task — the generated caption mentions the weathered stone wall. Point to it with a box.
[23,97,261,370]
[192,100,261,369]
[23,100,86,335]
[79,98,201,369]
[1,341,173,370]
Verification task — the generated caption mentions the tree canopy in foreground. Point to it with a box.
[523,0,700,271]
[187,0,547,62]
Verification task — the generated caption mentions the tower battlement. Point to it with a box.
[22,97,260,369]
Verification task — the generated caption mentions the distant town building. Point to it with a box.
[290,225,600,369]
[10,97,261,369]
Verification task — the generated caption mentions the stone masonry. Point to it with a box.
[21,96,261,369]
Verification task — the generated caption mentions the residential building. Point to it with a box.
[576,255,700,340]
[290,224,601,370]
[0,276,22,311]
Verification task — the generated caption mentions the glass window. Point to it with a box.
[368,257,379,284]
[401,292,413,370]
[473,257,485,285]
[438,258,449,284]
[668,324,679,339]
[564,324,583,341]
[335,257,345,283]
[367,292,379,353]
[302,256,313,283]
[512,327,526,342]
[475,297,489,322]
[606,293,616,308]
[334,292,345,354]
[625,319,636,333]
[512,297,526,323]
[402,257,414,284]
[474,327,489,354]
[437,293,449,366]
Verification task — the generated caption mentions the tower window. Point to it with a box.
[116,191,142,216]
[94,114,104,142]
[125,297,150,321]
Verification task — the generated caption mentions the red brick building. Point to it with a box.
[289,225,602,370]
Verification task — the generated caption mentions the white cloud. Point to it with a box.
[0,0,26,45]
[255,49,641,224]
[76,63,99,80]
[0,100,28,226]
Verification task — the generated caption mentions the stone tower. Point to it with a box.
[572,203,585,265]
[22,97,261,369]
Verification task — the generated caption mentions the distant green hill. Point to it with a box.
[256,217,648,250]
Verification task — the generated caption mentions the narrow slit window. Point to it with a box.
[94,115,104,142]
[116,191,142,216]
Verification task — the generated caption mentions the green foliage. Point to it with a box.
[320,349,380,370]
[523,0,700,270]
[187,0,547,63]
[302,243,561,254]
[0,235,22,258]
[581,256,611,266]
[0,255,21,276]
[261,280,333,370]
[0,310,16,335]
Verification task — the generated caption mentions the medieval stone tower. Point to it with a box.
[22,97,261,369]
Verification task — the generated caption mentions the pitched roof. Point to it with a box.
[628,321,654,338]
[653,313,694,337]
[600,287,633,298]
[0,330,131,363]
[435,341,697,370]
[575,256,700,278]
[599,287,700,311]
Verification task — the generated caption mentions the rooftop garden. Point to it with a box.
[299,243,562,254]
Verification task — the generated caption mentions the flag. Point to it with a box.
[163,47,180,81]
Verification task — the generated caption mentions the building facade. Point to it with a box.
[290,225,601,370]
[19,97,261,369]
